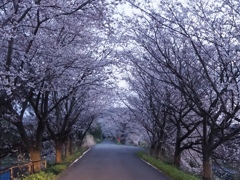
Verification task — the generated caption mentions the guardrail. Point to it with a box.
[0,160,47,180]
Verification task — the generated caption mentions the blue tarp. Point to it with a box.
[0,170,10,180]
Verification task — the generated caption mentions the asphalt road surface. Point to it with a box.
[57,140,171,180]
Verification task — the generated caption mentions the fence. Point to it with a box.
[0,160,47,180]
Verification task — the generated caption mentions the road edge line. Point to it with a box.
[140,158,160,171]
[140,158,173,180]
[70,148,91,167]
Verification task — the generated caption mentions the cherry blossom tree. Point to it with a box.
[46,91,86,163]
[0,0,113,172]
[121,0,240,179]
[122,67,171,158]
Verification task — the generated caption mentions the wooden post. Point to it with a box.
[10,168,13,180]
[28,162,32,174]
[44,160,47,169]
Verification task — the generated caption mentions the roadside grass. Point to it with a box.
[22,149,88,180]
[137,151,200,180]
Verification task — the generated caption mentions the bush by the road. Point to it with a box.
[22,149,87,180]
[22,171,56,180]
[47,164,67,175]
[137,151,200,180]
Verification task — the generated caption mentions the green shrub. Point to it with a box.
[22,171,56,180]
[47,164,67,175]
[137,151,200,180]
[63,150,84,165]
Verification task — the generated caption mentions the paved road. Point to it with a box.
[57,140,171,180]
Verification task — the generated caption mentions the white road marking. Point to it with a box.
[140,158,173,180]
[70,148,91,167]
[140,158,160,171]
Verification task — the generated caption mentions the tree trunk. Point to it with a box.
[29,148,42,173]
[65,137,72,158]
[150,143,157,157]
[55,140,63,163]
[150,142,161,159]
[155,143,162,159]
[202,152,212,180]
[173,141,182,168]
[70,138,73,155]
[173,148,182,168]
[202,116,212,180]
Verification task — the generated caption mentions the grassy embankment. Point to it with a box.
[137,151,200,180]
[22,148,88,180]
